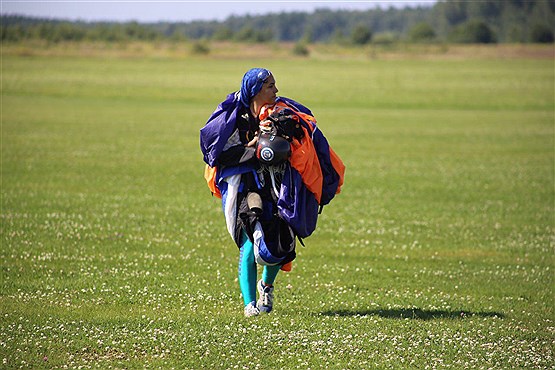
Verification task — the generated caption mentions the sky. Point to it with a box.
[0,1,436,23]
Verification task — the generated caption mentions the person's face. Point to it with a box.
[254,75,278,106]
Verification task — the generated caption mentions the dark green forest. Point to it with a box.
[2,0,554,44]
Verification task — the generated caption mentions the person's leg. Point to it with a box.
[261,264,281,286]
[238,233,257,307]
[257,264,280,313]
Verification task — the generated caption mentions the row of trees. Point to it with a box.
[431,0,554,43]
[2,0,554,44]
[1,19,164,43]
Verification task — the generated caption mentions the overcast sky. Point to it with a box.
[1,1,435,23]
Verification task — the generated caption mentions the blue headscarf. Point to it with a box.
[239,68,272,108]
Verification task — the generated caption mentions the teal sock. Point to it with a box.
[262,264,281,286]
[238,233,257,306]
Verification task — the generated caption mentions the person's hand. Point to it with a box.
[259,119,272,133]
[245,135,258,147]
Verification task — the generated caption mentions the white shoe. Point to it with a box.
[244,301,260,317]
[257,280,274,314]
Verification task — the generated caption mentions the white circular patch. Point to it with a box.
[260,147,274,162]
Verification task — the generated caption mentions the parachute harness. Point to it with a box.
[257,163,286,200]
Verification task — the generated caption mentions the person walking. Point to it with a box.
[200,68,344,317]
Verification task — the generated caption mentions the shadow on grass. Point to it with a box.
[320,308,505,320]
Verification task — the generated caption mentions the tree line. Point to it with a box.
[2,0,554,44]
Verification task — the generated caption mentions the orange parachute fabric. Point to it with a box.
[204,165,221,198]
[288,126,323,204]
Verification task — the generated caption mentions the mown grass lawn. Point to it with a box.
[1,44,553,369]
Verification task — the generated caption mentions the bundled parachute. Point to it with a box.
[200,94,345,261]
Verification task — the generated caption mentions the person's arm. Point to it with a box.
[218,145,257,166]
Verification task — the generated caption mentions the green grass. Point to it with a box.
[1,48,554,369]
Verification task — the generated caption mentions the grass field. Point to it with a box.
[1,43,554,369]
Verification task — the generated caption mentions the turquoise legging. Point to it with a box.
[238,232,281,306]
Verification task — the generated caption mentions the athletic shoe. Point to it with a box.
[244,301,260,317]
[257,279,274,313]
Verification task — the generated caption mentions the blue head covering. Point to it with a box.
[239,68,272,108]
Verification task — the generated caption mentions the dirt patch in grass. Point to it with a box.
[2,40,553,61]
[433,44,554,60]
